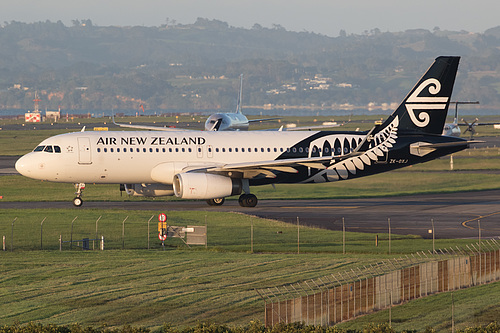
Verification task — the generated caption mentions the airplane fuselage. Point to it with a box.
[16,127,467,186]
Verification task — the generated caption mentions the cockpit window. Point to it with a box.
[34,145,61,153]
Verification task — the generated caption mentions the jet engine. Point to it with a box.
[121,183,174,197]
[173,173,242,199]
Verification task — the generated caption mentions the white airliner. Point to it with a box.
[204,74,280,131]
[16,56,474,207]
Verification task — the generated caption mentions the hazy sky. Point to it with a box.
[3,0,500,36]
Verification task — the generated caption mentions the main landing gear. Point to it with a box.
[73,183,86,207]
[206,197,225,206]
[238,193,258,207]
[205,194,258,207]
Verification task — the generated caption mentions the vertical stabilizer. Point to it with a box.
[380,56,460,134]
[236,74,243,114]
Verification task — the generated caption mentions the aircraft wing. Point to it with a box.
[112,114,190,131]
[199,152,367,179]
[247,117,281,123]
[113,122,188,131]
[278,124,342,131]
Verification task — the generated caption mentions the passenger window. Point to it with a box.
[182,148,185,152]
[34,145,45,152]
[162,148,166,153]
[222,148,226,152]
[104,148,108,153]
[267,148,270,152]
[97,148,101,153]
[143,148,147,152]
[216,148,219,153]
[169,148,172,152]
[110,148,114,152]
[149,148,153,153]
[54,146,61,153]
[123,148,127,152]
[156,148,159,153]
[229,148,232,152]
[241,148,245,152]
[235,148,238,152]
[44,146,53,153]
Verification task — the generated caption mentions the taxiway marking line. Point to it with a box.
[280,206,360,209]
[461,211,500,229]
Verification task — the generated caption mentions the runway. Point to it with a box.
[2,191,500,240]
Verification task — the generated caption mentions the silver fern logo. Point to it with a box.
[307,116,399,183]
[405,78,449,127]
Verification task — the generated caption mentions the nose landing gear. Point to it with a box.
[73,183,86,207]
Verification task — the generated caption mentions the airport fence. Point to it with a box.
[2,213,419,252]
[0,213,494,253]
[257,240,500,327]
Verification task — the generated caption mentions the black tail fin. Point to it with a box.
[380,56,460,135]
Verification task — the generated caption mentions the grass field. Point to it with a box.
[1,208,498,332]
[1,242,499,331]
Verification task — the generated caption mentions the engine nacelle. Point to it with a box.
[173,173,242,199]
[122,183,174,197]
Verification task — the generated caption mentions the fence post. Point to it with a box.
[40,217,46,250]
[59,235,62,251]
[388,218,391,255]
[94,215,102,250]
[342,217,346,254]
[11,217,17,252]
[101,235,104,250]
[251,220,254,253]
[147,215,153,250]
[297,217,300,255]
[70,216,78,250]
[122,216,128,249]
[3,235,5,251]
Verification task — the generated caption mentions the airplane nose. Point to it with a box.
[15,155,28,176]
[15,154,36,177]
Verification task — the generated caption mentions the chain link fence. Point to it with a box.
[259,240,500,327]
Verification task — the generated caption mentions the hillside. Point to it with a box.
[1,19,500,112]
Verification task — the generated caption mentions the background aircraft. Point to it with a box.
[204,74,280,131]
[442,101,499,138]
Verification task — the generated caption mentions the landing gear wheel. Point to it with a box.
[73,197,83,207]
[73,183,86,207]
[239,194,258,207]
[206,197,225,206]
